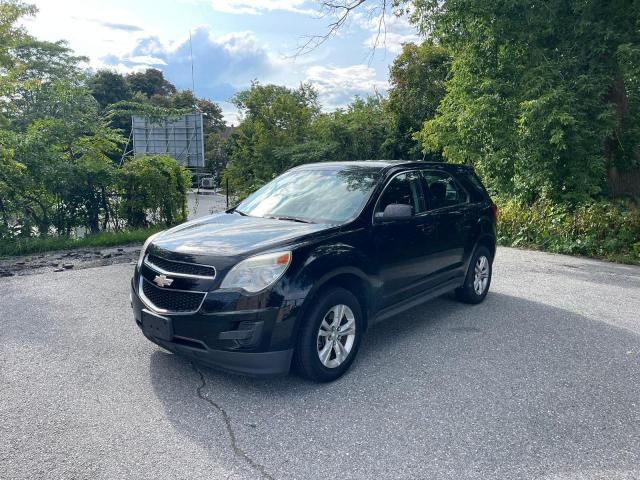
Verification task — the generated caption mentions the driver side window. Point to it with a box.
[376,171,426,216]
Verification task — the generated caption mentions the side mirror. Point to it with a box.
[375,203,413,222]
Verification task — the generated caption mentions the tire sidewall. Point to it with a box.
[295,287,364,382]
[463,246,492,303]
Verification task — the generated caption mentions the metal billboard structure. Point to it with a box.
[131,113,205,168]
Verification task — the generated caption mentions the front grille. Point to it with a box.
[146,254,216,278]
[141,278,205,313]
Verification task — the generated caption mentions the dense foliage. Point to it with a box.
[409,0,640,202]
[219,0,640,261]
[498,199,640,263]
[0,1,220,244]
[119,155,191,228]
[223,82,321,196]
[223,57,450,198]
[220,34,454,196]
[384,41,450,159]
[2,0,639,263]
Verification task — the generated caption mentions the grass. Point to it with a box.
[496,238,640,265]
[0,227,163,258]
[496,199,640,266]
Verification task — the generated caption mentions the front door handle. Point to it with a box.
[418,224,435,234]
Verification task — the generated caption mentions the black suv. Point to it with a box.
[131,161,497,382]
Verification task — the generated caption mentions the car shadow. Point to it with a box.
[148,292,640,479]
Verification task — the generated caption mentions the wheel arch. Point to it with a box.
[476,234,496,261]
[296,267,374,334]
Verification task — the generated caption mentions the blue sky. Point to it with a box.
[23,0,420,123]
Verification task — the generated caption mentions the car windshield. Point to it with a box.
[235,166,382,224]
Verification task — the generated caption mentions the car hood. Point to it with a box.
[152,213,335,258]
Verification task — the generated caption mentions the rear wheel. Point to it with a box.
[293,287,363,382]
[455,246,492,304]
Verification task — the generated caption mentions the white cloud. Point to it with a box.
[23,1,148,67]
[209,0,313,15]
[305,64,388,109]
[364,31,419,53]
[353,10,414,33]
[218,101,242,125]
[217,31,267,56]
[71,17,144,33]
[125,55,167,66]
[103,26,282,102]
[23,0,400,118]
[352,7,420,53]
[99,63,150,75]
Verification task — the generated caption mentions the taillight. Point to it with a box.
[491,202,498,219]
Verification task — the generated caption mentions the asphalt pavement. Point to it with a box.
[187,191,227,220]
[1,247,639,480]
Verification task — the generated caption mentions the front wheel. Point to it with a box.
[293,287,363,382]
[455,246,492,304]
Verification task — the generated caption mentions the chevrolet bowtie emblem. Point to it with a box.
[153,274,174,288]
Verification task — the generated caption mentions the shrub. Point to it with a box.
[118,155,191,228]
[498,199,640,263]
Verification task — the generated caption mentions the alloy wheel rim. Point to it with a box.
[316,304,356,369]
[473,255,490,295]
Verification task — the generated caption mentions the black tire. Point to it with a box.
[293,286,364,382]
[455,246,492,304]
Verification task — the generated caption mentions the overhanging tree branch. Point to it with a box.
[294,0,390,56]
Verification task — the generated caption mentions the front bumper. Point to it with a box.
[147,334,293,376]
[131,280,297,377]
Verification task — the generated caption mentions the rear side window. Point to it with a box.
[461,170,490,202]
[422,170,469,209]
[466,172,486,195]
[377,171,426,215]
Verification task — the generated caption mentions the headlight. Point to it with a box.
[137,231,162,269]
[220,251,292,293]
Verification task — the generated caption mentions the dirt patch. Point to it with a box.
[0,192,228,278]
[0,245,142,277]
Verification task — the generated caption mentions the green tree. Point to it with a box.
[0,2,194,243]
[223,82,319,196]
[13,81,125,235]
[0,129,26,238]
[118,155,191,228]
[126,68,177,99]
[196,98,225,133]
[3,35,87,130]
[384,41,450,159]
[204,132,228,181]
[0,1,35,235]
[410,0,640,202]
[88,70,132,109]
[0,2,125,236]
[0,1,35,65]
[171,90,225,133]
[316,0,640,201]
[88,70,133,140]
[313,96,391,161]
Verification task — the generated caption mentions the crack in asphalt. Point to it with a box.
[191,364,275,480]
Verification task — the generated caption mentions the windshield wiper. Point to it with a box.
[264,215,314,224]
[234,209,248,216]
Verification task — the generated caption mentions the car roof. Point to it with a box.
[290,160,471,174]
